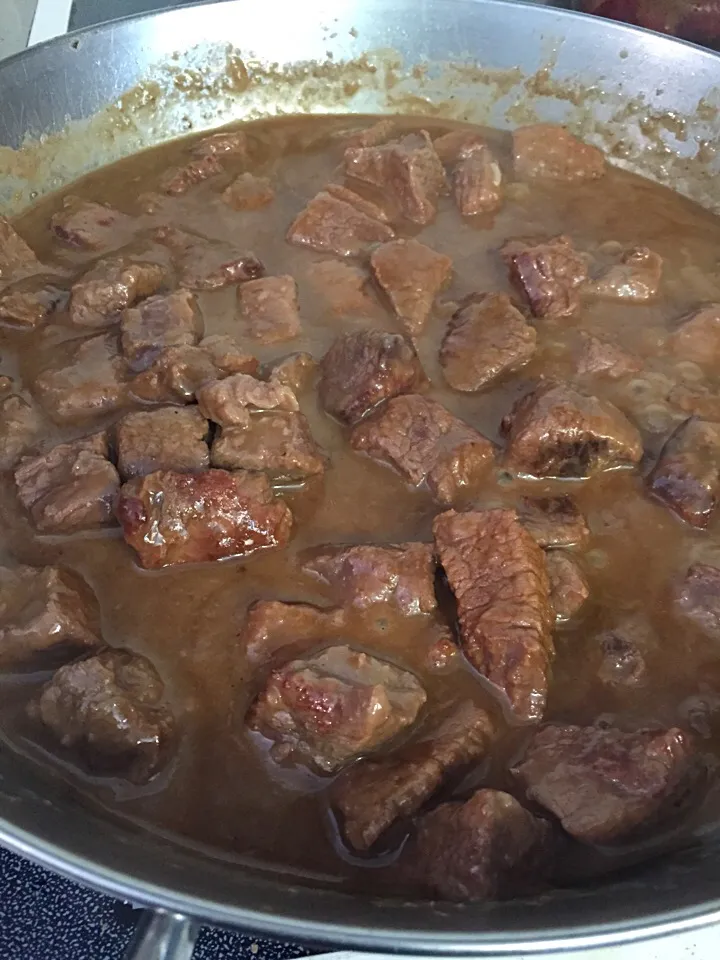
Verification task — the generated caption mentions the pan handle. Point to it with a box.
[123,910,199,960]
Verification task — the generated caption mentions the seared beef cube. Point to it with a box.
[0,215,41,281]
[237,275,301,343]
[248,644,426,772]
[452,141,503,216]
[518,496,589,548]
[199,335,259,376]
[191,130,250,161]
[344,120,396,149]
[197,373,299,427]
[0,275,66,329]
[0,565,100,669]
[351,394,494,504]
[440,293,536,392]
[502,235,590,319]
[586,247,662,302]
[0,395,44,470]
[211,412,326,479]
[50,198,134,251]
[596,617,654,689]
[223,172,274,210]
[512,723,697,844]
[15,432,120,533]
[319,330,424,424]
[34,333,129,424]
[241,600,346,666]
[304,260,377,316]
[370,239,452,336]
[648,417,720,528]
[669,305,720,366]
[286,188,394,258]
[344,131,447,225]
[69,257,167,328]
[546,551,589,622]
[129,343,257,404]
[433,508,553,722]
[513,124,605,181]
[676,563,720,639]
[267,352,317,391]
[155,226,264,291]
[408,789,553,901]
[576,334,642,380]
[503,382,643,479]
[31,649,173,784]
[159,154,224,195]
[333,701,494,850]
[121,290,203,372]
[301,542,437,616]
[116,407,209,480]
[116,469,292,569]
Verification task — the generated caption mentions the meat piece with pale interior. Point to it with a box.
[0,395,44,470]
[120,290,203,372]
[15,432,120,534]
[513,124,606,181]
[546,551,589,622]
[304,260,378,316]
[669,304,720,366]
[440,293,536,392]
[576,334,642,380]
[648,417,720,528]
[0,275,67,330]
[0,215,41,283]
[241,600,346,667]
[154,226,264,290]
[502,235,590,319]
[211,412,326,480]
[222,173,274,210]
[451,140,503,216]
[116,406,210,481]
[69,257,167,328]
[370,238,452,336]
[433,508,554,722]
[586,247,663,301]
[159,153,224,195]
[503,381,643,479]
[351,394,494,505]
[286,188,394,258]
[332,701,494,851]
[675,563,720,639]
[247,644,426,773]
[50,197,135,251]
[237,275,301,343]
[116,468,292,569]
[197,372,298,427]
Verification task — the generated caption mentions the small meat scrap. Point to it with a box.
[546,551,589,623]
[319,330,424,424]
[154,226,264,291]
[351,394,494,505]
[197,373,298,427]
[512,723,698,844]
[160,153,224,195]
[452,140,503,216]
[199,335,259,377]
[241,600,346,667]
[248,644,426,773]
[0,395,44,470]
[585,247,662,302]
[304,260,377,316]
[596,617,654,689]
[116,469,292,569]
[267,352,317,392]
[518,496,589,548]
[286,188,394,258]
[426,625,459,672]
[0,565,100,669]
[237,275,301,344]
[116,407,209,481]
[120,290,203,372]
[503,382,643,479]
[301,542,437,616]
[343,119,396,149]
[576,334,642,380]
[440,293,536,392]
[433,509,553,722]
[676,563,720,639]
[69,257,167,328]
[222,172,274,210]
[669,304,720,366]
[30,649,174,784]
[50,197,134,251]
[0,275,66,330]
[325,184,391,224]
[344,131,447,225]
[513,124,606,182]
[370,238,452,336]
[502,235,590,319]
[0,215,41,283]
[648,417,720,528]
[211,412,326,480]
[333,701,494,851]
[191,129,250,161]
[15,432,120,534]
[432,129,486,164]
[408,789,553,901]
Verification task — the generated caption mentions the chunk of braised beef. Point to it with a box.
[286,188,394,258]
[197,373,298,427]
[648,417,720,528]
[502,235,590,319]
[304,260,378,317]
[586,247,662,302]
[222,173,274,210]
[669,304,720,366]
[129,343,258,405]
[120,290,203,372]
[237,275,301,344]
[154,226,264,290]
[0,275,67,330]
[0,395,44,470]
[452,140,503,216]
[240,600,346,667]
[50,198,135,251]
[343,120,396,150]
[576,334,642,380]
[211,412,326,480]
[191,130,251,161]
[675,563,720,639]
[116,407,209,481]
[370,238,452,336]
[266,352,317,392]
[546,551,589,623]
[0,215,41,282]
[513,124,606,181]
[69,257,167,329]
[199,335,259,376]
[518,496,589,548]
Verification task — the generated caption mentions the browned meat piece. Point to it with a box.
[576,334,642,379]
[304,260,377,316]
[513,124,606,181]
[160,154,224,195]
[30,649,174,784]
[116,469,292,569]
[248,644,426,773]
[286,189,394,258]
[648,417,720,528]
[241,600,345,666]
[546,551,589,622]
[191,130,250,161]
[344,131,447,225]
[351,394,494,504]
[301,543,437,616]
[452,141,503,215]
[676,563,720,639]
[586,247,662,302]
[222,172,274,210]
[432,129,486,164]
[440,293,536,392]
[370,239,452,336]
[33,333,129,424]
[267,352,317,391]
[518,496,589,548]
[0,565,100,669]
[333,701,494,850]
[0,395,44,470]
[199,336,259,376]
[116,407,209,481]
[433,509,553,722]
[512,724,698,844]
[120,290,203,372]
[15,432,120,534]
[596,617,654,689]
[237,275,301,343]
[69,258,167,328]
[503,382,643,479]
[0,275,66,329]
[319,330,424,424]
[211,412,326,479]
[50,197,134,251]
[669,305,720,366]
[502,236,590,319]
[154,226,264,291]
[408,789,553,901]
[129,343,258,405]
[197,373,298,427]
[0,215,41,282]
[344,120,396,149]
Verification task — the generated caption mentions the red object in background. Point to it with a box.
[583,1,720,44]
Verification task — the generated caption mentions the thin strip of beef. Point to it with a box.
[517,496,589,548]
[286,189,394,258]
[210,412,327,480]
[370,239,452,336]
[513,124,605,181]
[675,563,720,639]
[433,508,553,722]
[648,417,720,528]
[502,236,589,319]
[160,154,224,195]
[546,551,589,623]
[154,226,264,290]
[240,600,346,667]
[69,258,167,329]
